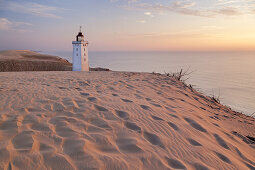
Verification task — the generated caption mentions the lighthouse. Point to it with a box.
[72,27,89,71]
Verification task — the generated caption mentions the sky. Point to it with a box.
[0,0,255,52]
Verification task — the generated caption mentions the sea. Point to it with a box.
[43,51,255,117]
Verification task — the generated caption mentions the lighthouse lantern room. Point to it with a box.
[72,27,89,71]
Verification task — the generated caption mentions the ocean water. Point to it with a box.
[44,51,255,117]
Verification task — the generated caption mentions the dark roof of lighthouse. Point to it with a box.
[76,31,84,41]
[77,32,84,37]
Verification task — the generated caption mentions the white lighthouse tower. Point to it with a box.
[72,27,89,71]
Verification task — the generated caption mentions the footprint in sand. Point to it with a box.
[143,131,163,147]
[213,134,230,149]
[112,93,118,96]
[167,122,179,131]
[136,90,142,94]
[47,96,58,101]
[87,97,97,102]
[234,147,255,165]
[90,134,118,153]
[124,121,141,133]
[215,152,231,164]
[212,123,220,127]
[75,87,82,91]
[210,116,220,120]
[244,163,255,170]
[200,107,206,111]
[187,138,202,146]
[63,138,86,161]
[116,137,143,153]
[42,153,74,170]
[192,163,209,170]
[165,106,177,113]
[224,132,237,142]
[115,110,129,119]
[31,122,51,132]
[55,126,79,138]
[232,131,255,144]
[58,86,67,90]
[108,86,115,91]
[36,99,50,104]
[94,105,108,112]
[121,98,133,103]
[90,118,112,130]
[0,117,18,131]
[151,115,164,121]
[165,157,186,169]
[140,105,151,111]
[145,98,152,101]
[180,99,186,102]
[151,103,162,108]
[168,97,175,101]
[0,148,9,166]
[52,102,65,112]
[12,131,34,151]
[184,118,207,133]
[39,143,55,153]
[78,81,90,86]
[223,115,230,119]
[168,113,179,119]
[26,107,44,113]
[246,136,255,143]
[134,94,143,99]
[157,91,163,95]
[62,99,78,108]
[80,92,89,97]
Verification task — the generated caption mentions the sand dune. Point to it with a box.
[0,71,254,170]
[0,50,110,72]
[0,50,72,72]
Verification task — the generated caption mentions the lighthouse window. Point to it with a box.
[76,53,78,56]
[76,48,78,51]
[84,48,85,51]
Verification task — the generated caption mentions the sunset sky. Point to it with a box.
[0,0,255,51]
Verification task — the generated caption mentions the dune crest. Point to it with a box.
[0,50,110,72]
[0,71,254,170]
[0,50,72,72]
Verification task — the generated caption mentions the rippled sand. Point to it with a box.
[0,71,254,170]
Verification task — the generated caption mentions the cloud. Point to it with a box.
[0,18,33,32]
[0,18,11,30]
[136,20,147,23]
[215,7,241,15]
[127,2,214,17]
[144,12,154,17]
[172,1,196,9]
[121,0,253,17]
[6,2,64,18]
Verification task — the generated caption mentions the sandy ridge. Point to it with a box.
[0,50,72,72]
[0,71,254,170]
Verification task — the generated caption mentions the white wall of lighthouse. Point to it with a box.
[72,30,89,71]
